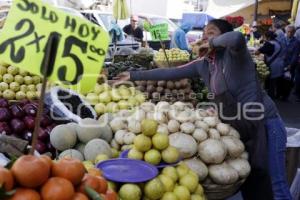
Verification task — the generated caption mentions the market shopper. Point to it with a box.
[272,22,286,49]
[279,25,300,100]
[255,31,285,99]
[170,22,192,51]
[115,19,292,200]
[123,15,144,42]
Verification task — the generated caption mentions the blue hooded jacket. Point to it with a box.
[171,23,192,51]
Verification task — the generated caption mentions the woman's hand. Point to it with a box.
[111,72,131,85]
[198,41,212,57]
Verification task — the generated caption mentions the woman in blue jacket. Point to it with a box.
[170,23,192,51]
[116,19,292,200]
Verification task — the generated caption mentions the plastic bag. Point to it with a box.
[290,168,300,200]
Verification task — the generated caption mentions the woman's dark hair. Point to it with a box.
[208,19,234,33]
[264,31,277,40]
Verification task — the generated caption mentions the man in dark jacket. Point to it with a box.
[123,15,143,42]
[280,25,300,100]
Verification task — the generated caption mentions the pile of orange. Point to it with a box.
[0,155,117,200]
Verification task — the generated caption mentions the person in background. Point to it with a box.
[123,15,143,42]
[109,21,124,43]
[115,19,292,200]
[295,27,300,41]
[248,25,261,40]
[170,22,193,51]
[272,22,287,49]
[256,31,284,99]
[280,25,300,100]
[294,27,300,101]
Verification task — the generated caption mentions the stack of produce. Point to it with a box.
[113,48,154,69]
[106,61,148,80]
[49,118,116,164]
[84,83,146,116]
[191,78,209,102]
[134,79,197,104]
[154,48,190,67]
[0,155,117,200]
[108,102,251,188]
[0,99,57,155]
[0,65,42,100]
[253,56,270,80]
[126,119,180,165]
[117,163,205,200]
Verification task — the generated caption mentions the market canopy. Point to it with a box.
[181,12,214,29]
[113,0,130,20]
[206,0,261,19]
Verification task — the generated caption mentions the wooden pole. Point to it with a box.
[254,0,259,22]
[29,36,57,155]
[158,32,170,67]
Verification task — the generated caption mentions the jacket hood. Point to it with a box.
[180,23,193,33]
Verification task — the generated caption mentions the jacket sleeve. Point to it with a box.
[210,31,246,51]
[130,59,204,81]
[290,41,300,66]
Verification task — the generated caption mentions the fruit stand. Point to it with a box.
[0,1,257,199]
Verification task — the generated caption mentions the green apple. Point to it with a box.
[119,184,141,200]
[0,82,9,91]
[128,148,144,160]
[141,119,158,137]
[26,91,37,100]
[158,174,175,192]
[18,69,28,76]
[14,75,24,84]
[162,146,180,164]
[9,82,20,92]
[194,184,204,196]
[16,91,26,100]
[7,66,19,75]
[128,96,138,106]
[144,149,161,165]
[3,89,15,100]
[86,93,99,105]
[94,154,109,164]
[173,185,191,200]
[24,76,33,85]
[27,84,36,92]
[106,102,119,113]
[32,76,41,84]
[191,194,205,200]
[179,173,199,193]
[94,103,106,115]
[176,163,190,178]
[162,166,179,182]
[134,93,146,104]
[20,85,27,93]
[0,75,2,82]
[3,74,14,83]
[94,84,105,94]
[118,100,130,110]
[118,87,131,99]
[133,134,152,152]
[144,178,165,200]
[161,192,178,200]
[0,65,7,75]
[110,88,122,101]
[152,133,169,150]
[98,91,111,104]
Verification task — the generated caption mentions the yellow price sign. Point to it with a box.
[0,0,109,94]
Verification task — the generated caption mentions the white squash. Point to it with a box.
[195,121,209,132]
[228,128,240,139]
[203,116,218,127]
[192,128,208,142]
[169,132,197,159]
[98,113,114,125]
[114,130,127,145]
[184,158,208,181]
[227,158,251,179]
[76,118,103,143]
[208,128,221,139]
[198,139,227,164]
[208,162,239,185]
[177,110,196,123]
[153,111,168,124]
[157,124,169,135]
[216,123,230,136]
[109,117,127,132]
[167,120,180,133]
[180,122,195,134]
[123,132,136,145]
[140,102,155,112]
[84,139,112,161]
[131,109,146,121]
[156,101,170,113]
[127,120,141,134]
[221,136,245,158]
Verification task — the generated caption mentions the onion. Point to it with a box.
[22,130,33,141]
[10,118,25,134]
[40,115,52,127]
[0,122,12,135]
[23,116,35,130]
[10,104,25,118]
[36,140,47,154]
[0,99,9,108]
[0,107,12,121]
[23,104,37,117]
[38,128,49,142]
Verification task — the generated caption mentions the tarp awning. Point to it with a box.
[206,0,261,19]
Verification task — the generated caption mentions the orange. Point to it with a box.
[11,155,50,188]
[77,174,101,194]
[52,158,85,185]
[72,192,89,200]
[97,176,108,194]
[0,166,14,191]
[41,177,75,200]
[9,188,41,200]
[104,189,118,200]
